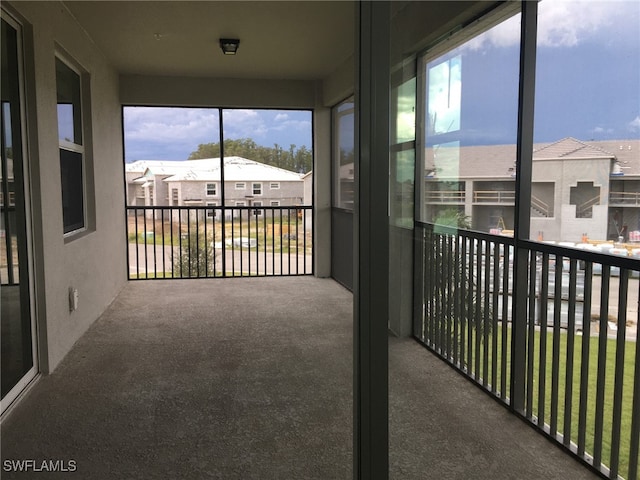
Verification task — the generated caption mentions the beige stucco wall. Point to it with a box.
[121,75,316,109]
[8,1,127,372]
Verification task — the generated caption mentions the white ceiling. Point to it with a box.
[63,1,355,80]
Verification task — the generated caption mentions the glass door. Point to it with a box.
[1,12,37,413]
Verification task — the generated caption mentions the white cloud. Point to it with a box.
[124,107,312,160]
[628,116,640,132]
[464,1,638,50]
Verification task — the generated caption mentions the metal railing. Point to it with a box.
[473,190,516,203]
[414,221,640,480]
[126,206,313,279]
[424,190,466,203]
[610,192,640,206]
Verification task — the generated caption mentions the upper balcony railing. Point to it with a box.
[473,190,516,204]
[610,192,640,207]
[414,221,639,480]
[424,191,466,203]
[126,205,313,280]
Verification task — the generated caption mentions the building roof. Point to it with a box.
[126,157,303,183]
[425,138,640,179]
[533,137,614,160]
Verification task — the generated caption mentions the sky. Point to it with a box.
[425,0,640,147]
[123,0,639,161]
[124,108,312,162]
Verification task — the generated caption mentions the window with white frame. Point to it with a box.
[253,201,263,216]
[270,182,280,190]
[56,56,89,235]
[235,201,246,206]
[206,182,217,196]
[235,182,246,190]
[270,200,280,206]
[171,188,179,205]
[252,183,262,195]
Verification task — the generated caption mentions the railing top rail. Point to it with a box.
[416,221,640,270]
[126,205,312,211]
[416,221,516,245]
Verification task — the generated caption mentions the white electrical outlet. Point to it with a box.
[69,287,79,312]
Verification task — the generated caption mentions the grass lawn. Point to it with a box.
[429,323,637,479]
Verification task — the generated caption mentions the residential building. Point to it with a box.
[425,137,640,243]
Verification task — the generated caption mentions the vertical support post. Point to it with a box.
[510,0,538,413]
[219,110,226,276]
[354,2,390,479]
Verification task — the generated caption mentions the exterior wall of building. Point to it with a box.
[159,180,303,207]
[8,1,127,372]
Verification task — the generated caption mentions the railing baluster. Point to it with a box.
[475,239,482,381]
[234,207,244,277]
[577,262,593,457]
[195,208,200,277]
[593,265,611,468]
[134,209,140,279]
[550,254,563,438]
[143,209,149,279]
[231,208,235,276]
[153,208,157,278]
[500,242,510,400]
[467,238,475,375]
[483,239,490,386]
[296,208,300,275]
[563,258,578,446]
[629,279,640,480]
[446,235,453,358]
[178,209,183,278]
[459,235,467,368]
[287,208,292,275]
[526,250,537,419]
[453,236,461,366]
[491,241,499,394]
[609,268,629,478]
[256,207,260,276]
[538,252,549,428]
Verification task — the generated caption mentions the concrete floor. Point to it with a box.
[1,277,598,479]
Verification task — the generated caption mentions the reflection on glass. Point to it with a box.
[55,58,82,145]
[427,56,461,136]
[333,98,355,210]
[395,78,416,144]
[390,149,415,228]
[532,0,640,247]
[423,15,521,232]
[1,16,34,402]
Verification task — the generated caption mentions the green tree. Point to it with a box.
[188,138,312,173]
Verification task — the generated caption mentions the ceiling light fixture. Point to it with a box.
[219,38,240,55]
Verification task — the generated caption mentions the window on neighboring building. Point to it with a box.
[171,188,179,205]
[206,183,217,196]
[270,182,280,189]
[56,56,89,235]
[252,183,262,195]
[235,201,246,206]
[235,182,246,190]
[270,200,280,207]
